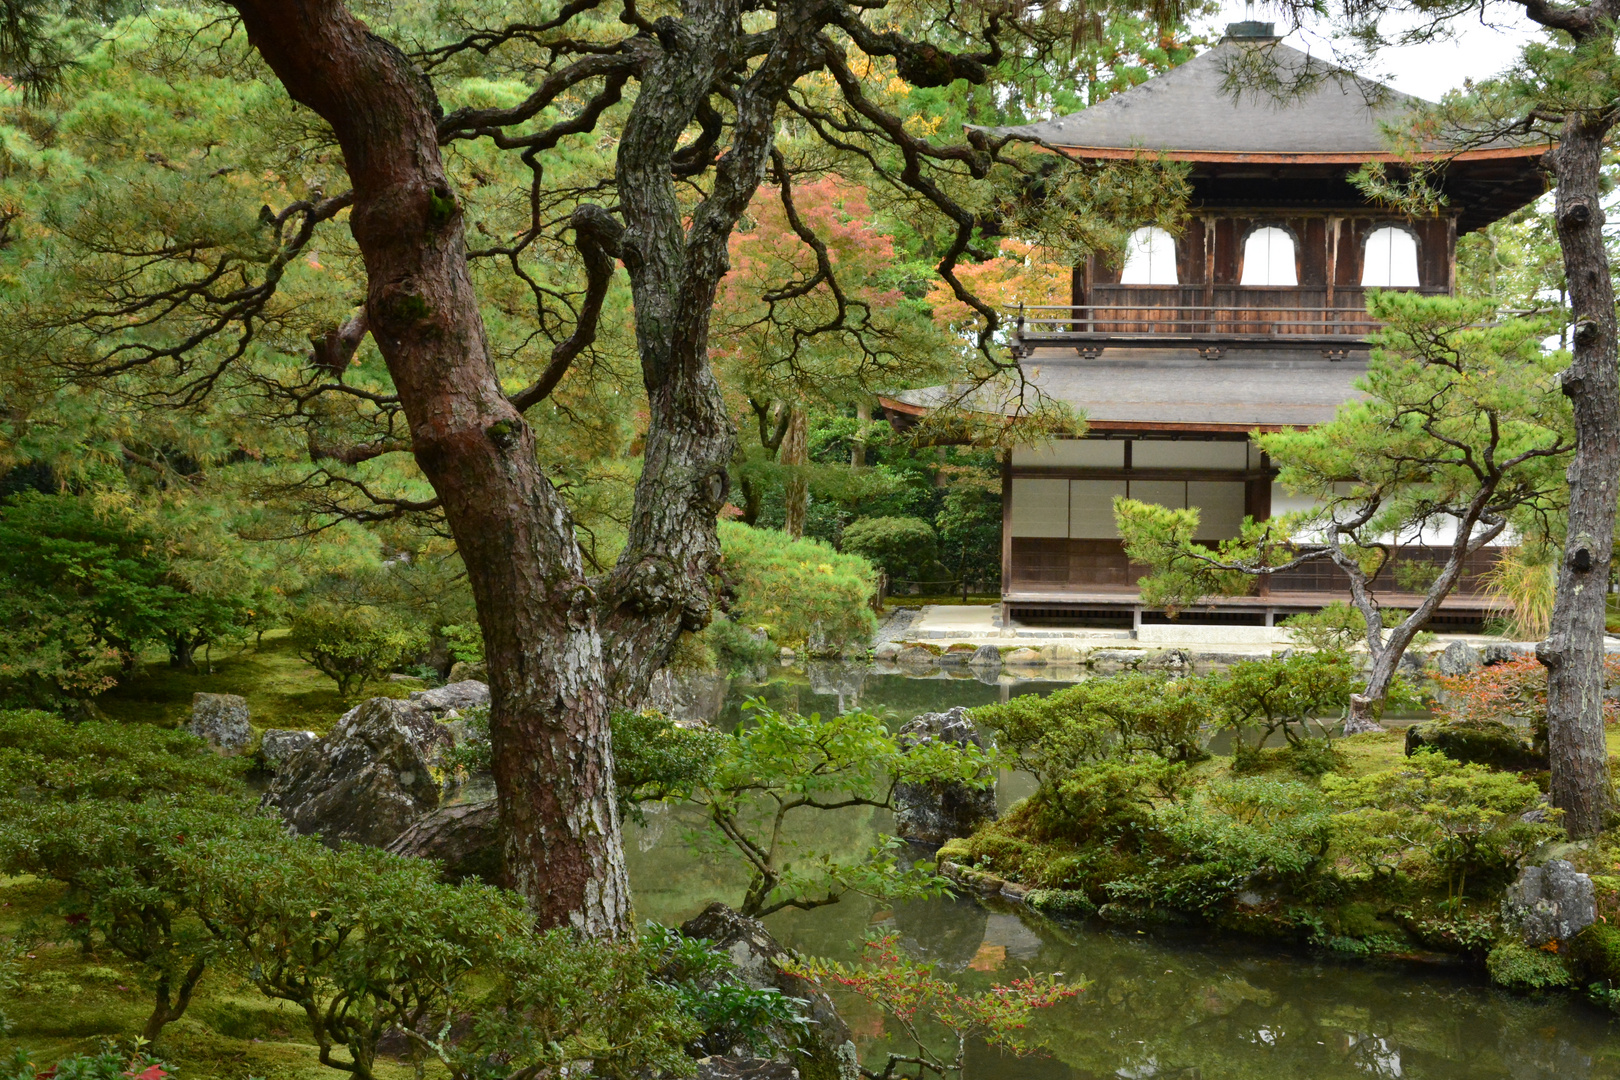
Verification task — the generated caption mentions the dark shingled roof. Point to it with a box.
[894,347,1367,428]
[989,38,1430,158]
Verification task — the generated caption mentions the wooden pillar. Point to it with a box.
[1000,450,1013,595]
[1202,213,1216,331]
[1325,216,1340,333]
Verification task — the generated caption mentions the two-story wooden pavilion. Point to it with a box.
[885,22,1548,629]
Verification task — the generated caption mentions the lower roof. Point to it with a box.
[890,347,1367,431]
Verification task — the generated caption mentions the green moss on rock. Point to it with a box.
[1486,940,1573,991]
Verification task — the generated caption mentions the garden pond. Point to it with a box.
[624,664,1620,1080]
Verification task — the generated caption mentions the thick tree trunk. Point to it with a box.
[1539,111,1618,838]
[780,406,809,539]
[852,400,870,467]
[230,1,630,935]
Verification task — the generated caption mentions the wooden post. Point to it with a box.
[1000,449,1013,598]
[1326,215,1340,335]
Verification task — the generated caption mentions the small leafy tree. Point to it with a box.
[0,796,281,1046]
[0,492,253,704]
[291,602,430,696]
[1323,750,1550,902]
[1117,294,1573,732]
[781,934,1081,1080]
[841,516,942,586]
[667,702,995,917]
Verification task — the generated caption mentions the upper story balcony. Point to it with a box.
[1010,282,1447,361]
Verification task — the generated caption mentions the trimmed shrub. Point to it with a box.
[717,522,876,652]
[840,515,939,583]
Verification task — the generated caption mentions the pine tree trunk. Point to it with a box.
[781,406,808,540]
[852,400,870,467]
[229,2,630,935]
[1538,110,1618,839]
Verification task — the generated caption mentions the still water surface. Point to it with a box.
[623,666,1620,1080]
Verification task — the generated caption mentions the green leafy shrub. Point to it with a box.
[184,832,695,1080]
[1323,750,1549,900]
[717,522,877,652]
[0,796,283,1045]
[1487,940,1573,991]
[840,515,939,583]
[1571,922,1620,983]
[0,492,253,705]
[645,923,811,1058]
[0,710,246,802]
[440,622,484,664]
[2,1046,172,1080]
[612,708,727,824]
[291,602,430,696]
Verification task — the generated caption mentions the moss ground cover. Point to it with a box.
[95,631,409,735]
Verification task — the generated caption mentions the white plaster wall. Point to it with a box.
[1011,440,1126,468]
[1009,478,1069,537]
[1069,480,1128,538]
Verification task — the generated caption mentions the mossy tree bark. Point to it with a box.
[1538,101,1619,838]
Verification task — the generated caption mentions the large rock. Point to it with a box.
[408,679,490,717]
[967,644,1003,669]
[263,697,451,849]
[1482,642,1536,666]
[386,798,501,884]
[188,693,252,755]
[872,641,902,662]
[1002,647,1043,666]
[1040,643,1084,664]
[892,707,997,846]
[259,728,318,773]
[1436,640,1483,677]
[1090,648,1147,673]
[895,645,938,669]
[447,660,487,684]
[680,903,859,1080]
[1503,859,1596,947]
[937,645,977,666]
[1404,720,1547,771]
[1140,649,1190,674]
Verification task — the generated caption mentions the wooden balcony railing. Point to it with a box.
[1010,284,1448,356]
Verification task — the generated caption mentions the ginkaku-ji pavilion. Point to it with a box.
[883,21,1548,629]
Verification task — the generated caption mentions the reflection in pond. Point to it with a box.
[627,667,1620,1080]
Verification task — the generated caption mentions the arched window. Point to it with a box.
[1361,226,1420,287]
[1239,226,1298,286]
[1120,226,1178,285]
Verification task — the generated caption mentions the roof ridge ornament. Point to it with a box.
[1225,20,1279,40]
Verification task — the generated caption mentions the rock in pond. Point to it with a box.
[967,644,1003,669]
[408,679,490,716]
[892,706,996,846]
[386,798,501,885]
[680,903,859,1080]
[1436,639,1483,676]
[1041,643,1084,664]
[937,645,977,666]
[1003,647,1042,665]
[895,645,938,668]
[1140,649,1190,673]
[259,728,318,773]
[872,641,902,662]
[1503,859,1596,947]
[263,696,451,849]
[1090,648,1147,673]
[188,692,252,755]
